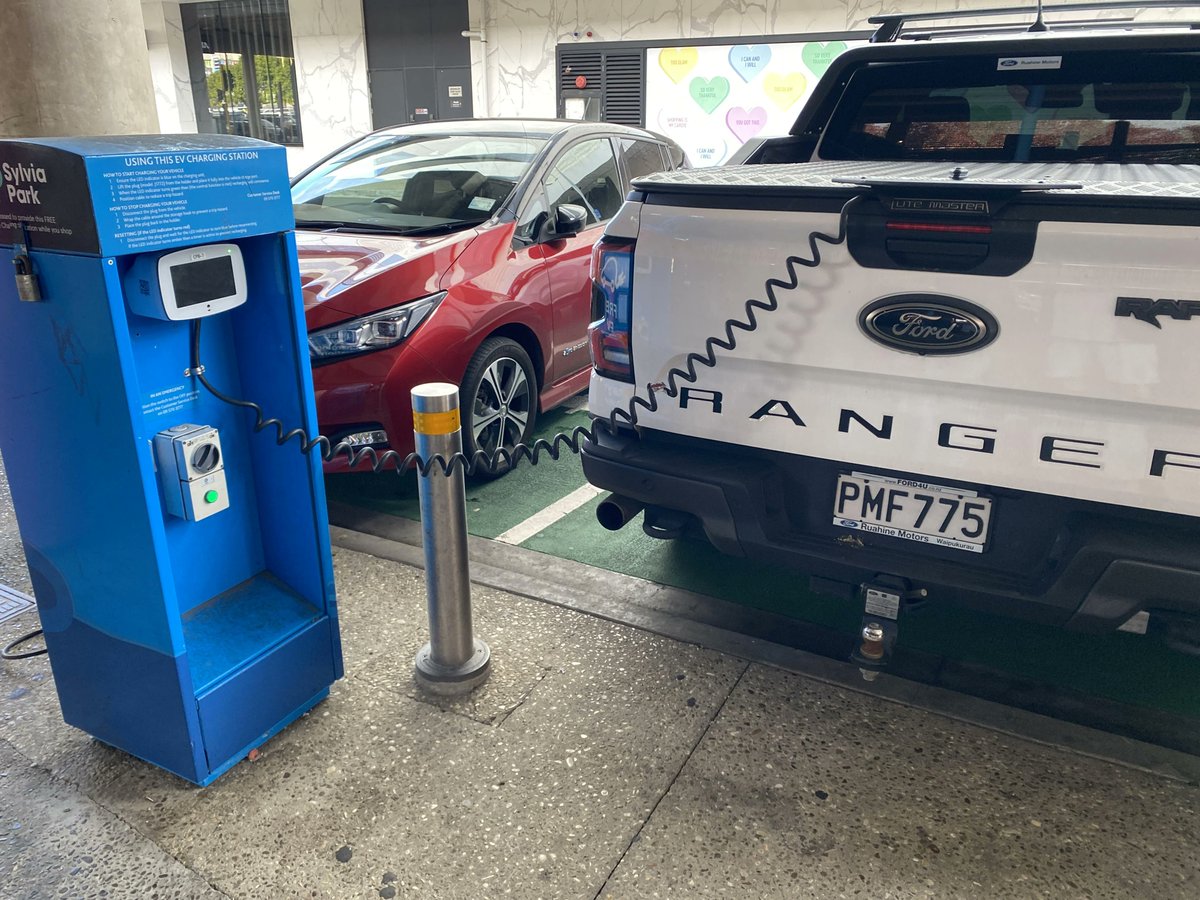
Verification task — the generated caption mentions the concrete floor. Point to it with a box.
[2,455,1200,899]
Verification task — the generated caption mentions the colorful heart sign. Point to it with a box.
[726,106,768,144]
[689,139,728,166]
[802,41,847,77]
[763,72,807,111]
[689,76,730,115]
[658,48,698,84]
[728,44,772,83]
[656,108,691,133]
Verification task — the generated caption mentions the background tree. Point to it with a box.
[206,56,246,109]
[255,55,295,109]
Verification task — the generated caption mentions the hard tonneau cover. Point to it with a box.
[633,161,1200,207]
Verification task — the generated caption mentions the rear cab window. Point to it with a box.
[818,50,1200,163]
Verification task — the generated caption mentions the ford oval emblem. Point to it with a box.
[859,294,999,355]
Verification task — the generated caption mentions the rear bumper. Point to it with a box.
[581,426,1200,632]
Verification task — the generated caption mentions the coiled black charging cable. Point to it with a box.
[2,628,46,659]
[4,200,858,665]
[190,195,862,477]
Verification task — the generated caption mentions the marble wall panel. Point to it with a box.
[144,2,198,134]
[165,3,200,133]
[688,0,772,38]
[144,1,181,132]
[288,0,372,173]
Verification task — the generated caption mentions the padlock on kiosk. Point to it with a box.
[0,136,342,786]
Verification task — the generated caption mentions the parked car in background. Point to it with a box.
[291,119,686,475]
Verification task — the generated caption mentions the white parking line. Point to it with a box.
[495,483,605,545]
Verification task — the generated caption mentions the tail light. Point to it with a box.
[848,201,1036,276]
[588,237,635,383]
[885,221,992,235]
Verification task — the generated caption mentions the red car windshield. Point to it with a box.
[292,133,548,234]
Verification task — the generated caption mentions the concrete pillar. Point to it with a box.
[0,0,159,137]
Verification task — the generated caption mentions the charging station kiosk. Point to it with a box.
[0,135,342,785]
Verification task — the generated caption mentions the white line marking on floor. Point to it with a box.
[496,483,605,545]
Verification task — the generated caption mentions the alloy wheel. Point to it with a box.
[470,356,532,456]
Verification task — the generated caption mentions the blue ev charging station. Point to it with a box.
[0,135,342,785]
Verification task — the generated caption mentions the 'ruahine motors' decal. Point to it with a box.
[997,55,1062,70]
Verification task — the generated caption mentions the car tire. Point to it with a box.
[460,337,538,478]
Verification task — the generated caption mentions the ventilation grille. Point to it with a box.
[559,49,602,93]
[558,47,645,127]
[602,52,643,127]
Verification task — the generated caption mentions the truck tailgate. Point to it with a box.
[603,178,1200,518]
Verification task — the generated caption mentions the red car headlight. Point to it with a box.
[308,291,446,361]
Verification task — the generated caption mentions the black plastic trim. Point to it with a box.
[639,189,1200,223]
[848,196,1039,275]
[581,426,1200,629]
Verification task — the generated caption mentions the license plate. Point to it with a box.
[833,472,991,553]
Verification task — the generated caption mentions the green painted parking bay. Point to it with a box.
[327,406,595,540]
[324,407,1200,739]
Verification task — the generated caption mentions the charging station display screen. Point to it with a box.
[128,242,247,321]
[172,256,237,308]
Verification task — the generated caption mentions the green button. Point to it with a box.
[204,490,219,504]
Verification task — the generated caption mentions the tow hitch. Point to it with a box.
[851,581,926,681]
[853,621,890,682]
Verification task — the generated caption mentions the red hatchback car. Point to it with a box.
[291,119,686,474]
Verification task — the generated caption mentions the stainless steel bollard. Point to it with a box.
[411,383,491,695]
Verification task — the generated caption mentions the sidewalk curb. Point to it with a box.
[329,502,1200,784]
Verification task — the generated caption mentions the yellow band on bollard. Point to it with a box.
[413,408,461,435]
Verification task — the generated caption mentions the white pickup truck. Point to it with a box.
[582,6,1200,654]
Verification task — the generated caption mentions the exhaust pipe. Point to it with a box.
[596,494,645,531]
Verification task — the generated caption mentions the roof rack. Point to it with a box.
[903,16,1135,40]
[869,1,1200,42]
